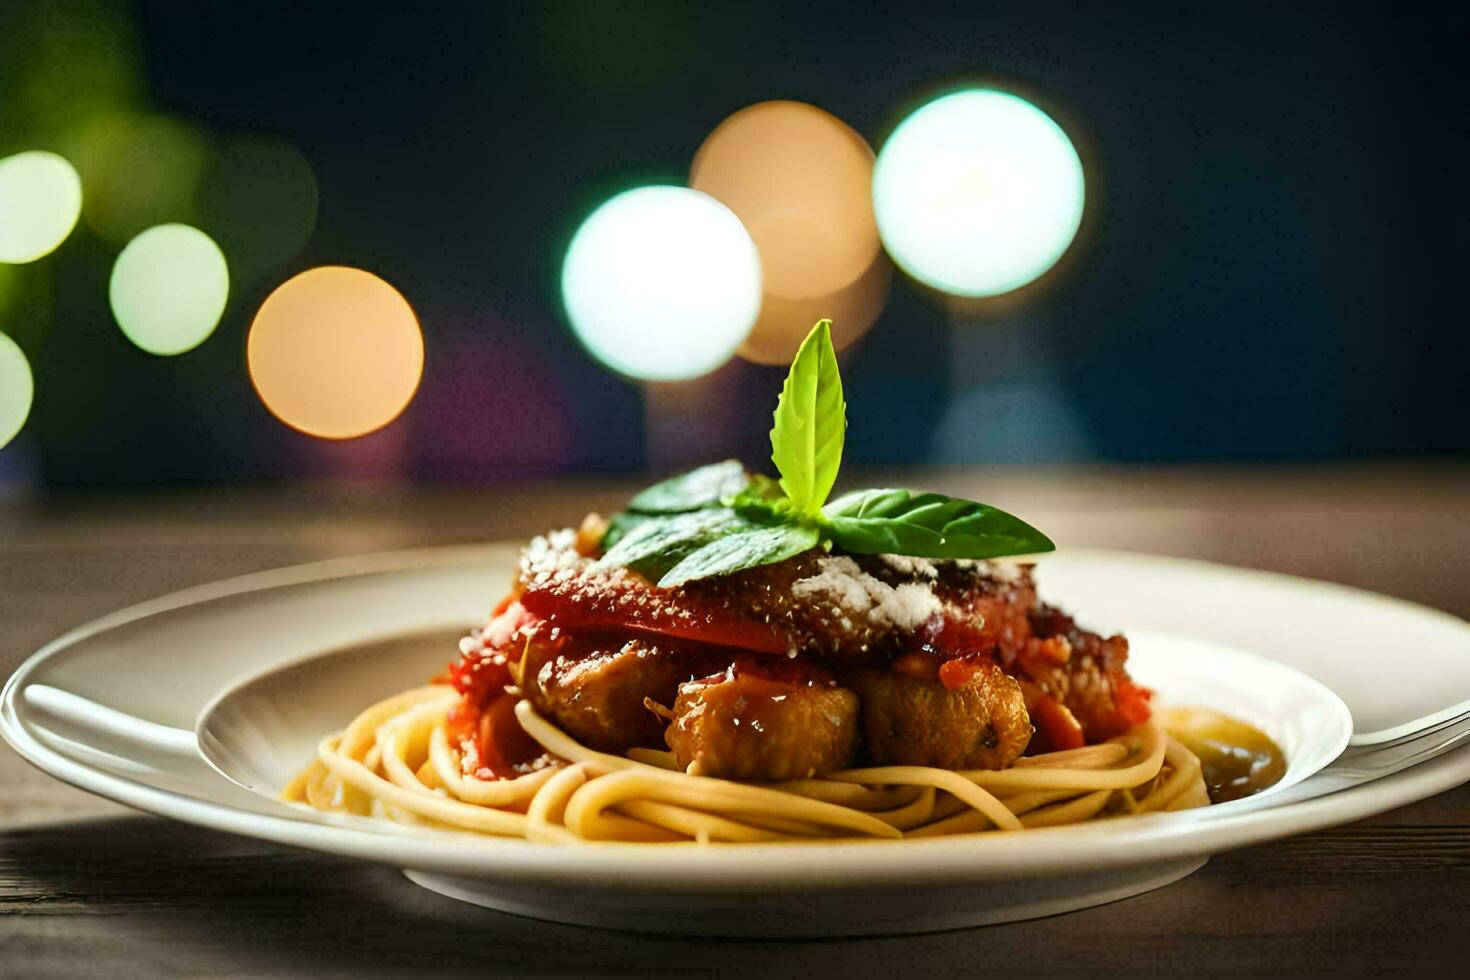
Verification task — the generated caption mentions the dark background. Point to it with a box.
[1,1,1465,489]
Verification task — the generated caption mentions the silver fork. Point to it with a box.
[1358,707,1470,751]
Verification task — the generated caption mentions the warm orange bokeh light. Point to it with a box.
[691,100,889,364]
[741,254,893,366]
[247,266,424,439]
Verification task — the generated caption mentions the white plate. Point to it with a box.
[4,546,1468,937]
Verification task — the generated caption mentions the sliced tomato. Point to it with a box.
[1113,675,1153,727]
[446,648,513,703]
[482,599,539,655]
[1031,694,1085,751]
[915,614,989,658]
[470,692,544,779]
[518,574,789,655]
[937,656,987,691]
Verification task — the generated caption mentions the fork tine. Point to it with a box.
[1341,715,1470,771]
[1360,708,1470,751]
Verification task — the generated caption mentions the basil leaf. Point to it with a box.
[599,508,754,579]
[659,523,821,587]
[769,319,845,516]
[731,472,783,504]
[727,473,793,524]
[600,511,650,550]
[626,459,750,514]
[822,488,1055,559]
[730,494,790,525]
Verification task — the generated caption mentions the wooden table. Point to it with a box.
[3,465,1468,974]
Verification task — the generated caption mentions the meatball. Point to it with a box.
[520,634,717,753]
[849,661,1032,770]
[665,659,860,781]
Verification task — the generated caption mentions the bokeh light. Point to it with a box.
[0,151,83,263]
[561,186,762,381]
[691,100,889,364]
[745,254,893,365]
[0,333,34,450]
[248,266,424,439]
[873,89,1085,298]
[693,101,879,298]
[65,113,209,244]
[109,224,229,356]
[196,136,319,285]
[0,1,143,146]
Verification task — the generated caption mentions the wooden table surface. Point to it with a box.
[3,464,1468,975]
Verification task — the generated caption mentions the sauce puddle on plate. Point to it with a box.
[1161,707,1287,803]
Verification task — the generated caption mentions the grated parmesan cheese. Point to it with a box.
[947,557,1027,584]
[790,556,941,631]
[877,554,939,580]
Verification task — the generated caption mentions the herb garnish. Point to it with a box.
[600,319,1054,586]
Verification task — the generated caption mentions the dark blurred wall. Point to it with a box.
[2,1,1466,485]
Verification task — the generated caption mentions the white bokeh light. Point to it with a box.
[873,89,1085,298]
[109,224,230,356]
[0,151,83,264]
[0,332,34,450]
[561,186,762,380]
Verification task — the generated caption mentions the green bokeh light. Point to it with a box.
[0,332,34,450]
[0,0,143,151]
[873,89,1085,298]
[0,151,83,263]
[109,224,229,356]
[65,114,209,244]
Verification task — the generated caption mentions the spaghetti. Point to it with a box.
[283,684,1211,843]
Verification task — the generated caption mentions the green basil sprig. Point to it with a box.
[770,319,846,516]
[599,319,1054,586]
